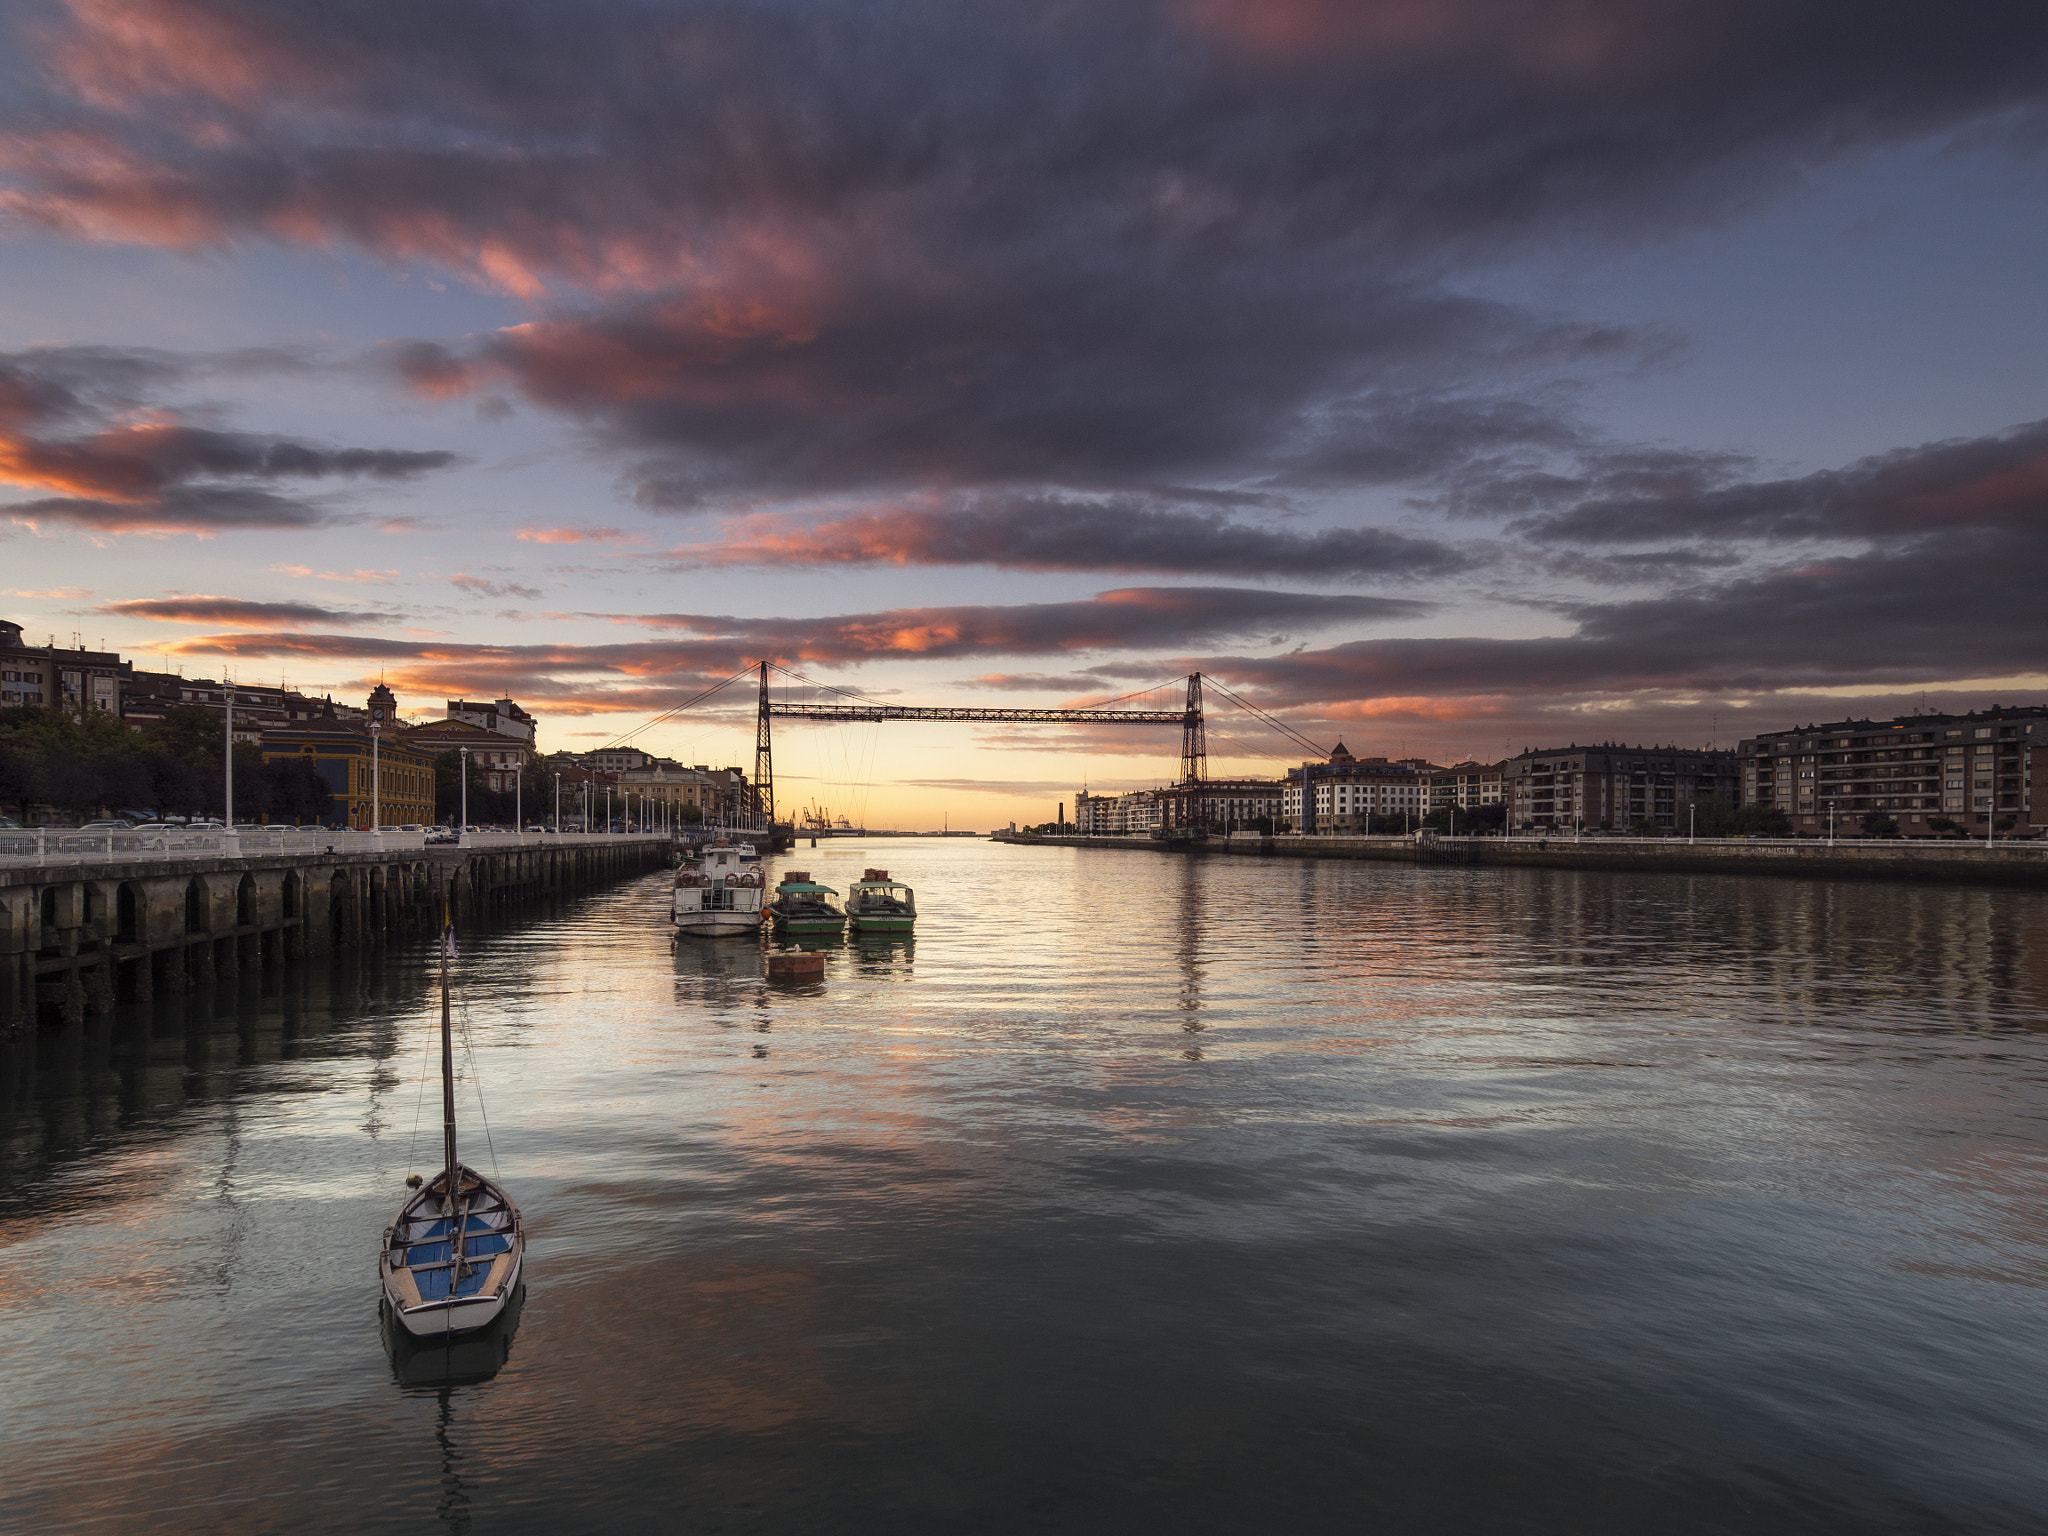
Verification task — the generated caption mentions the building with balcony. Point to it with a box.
[1281,742,1437,832]
[1429,760,1505,812]
[1737,707,2046,835]
[1073,788,1164,834]
[1506,745,1738,832]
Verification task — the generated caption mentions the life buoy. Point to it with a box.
[725,873,739,886]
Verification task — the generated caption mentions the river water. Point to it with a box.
[4,839,2046,1533]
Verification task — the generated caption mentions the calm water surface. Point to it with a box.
[4,840,2047,1533]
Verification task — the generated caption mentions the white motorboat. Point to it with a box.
[672,839,766,937]
[380,914,524,1339]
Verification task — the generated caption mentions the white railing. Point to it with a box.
[0,826,674,867]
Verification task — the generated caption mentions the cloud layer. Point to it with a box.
[0,347,456,533]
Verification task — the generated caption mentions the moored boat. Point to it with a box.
[846,868,915,933]
[768,871,846,935]
[381,914,524,1339]
[673,839,765,938]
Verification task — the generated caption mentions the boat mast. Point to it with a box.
[440,903,458,1206]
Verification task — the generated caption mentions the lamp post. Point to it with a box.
[606,787,613,833]
[554,772,561,834]
[370,722,381,834]
[515,760,522,839]
[223,681,234,830]
[459,747,469,844]
[1689,802,1695,845]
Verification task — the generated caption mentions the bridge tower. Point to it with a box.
[1180,672,1207,828]
[754,660,774,830]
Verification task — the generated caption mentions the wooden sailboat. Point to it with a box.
[380,911,524,1338]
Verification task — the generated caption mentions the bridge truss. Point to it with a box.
[754,662,1205,830]
[602,661,1322,833]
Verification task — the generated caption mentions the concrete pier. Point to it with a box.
[0,835,672,1036]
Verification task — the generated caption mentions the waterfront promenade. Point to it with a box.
[995,830,2048,888]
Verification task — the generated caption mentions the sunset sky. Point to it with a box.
[3,0,2046,828]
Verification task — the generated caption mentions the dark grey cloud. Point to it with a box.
[1494,419,2048,546]
[678,493,1479,581]
[1202,521,2048,710]
[623,586,1421,662]
[11,1,2042,521]
[0,346,459,533]
[92,595,399,627]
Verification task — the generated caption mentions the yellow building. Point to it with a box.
[260,719,437,828]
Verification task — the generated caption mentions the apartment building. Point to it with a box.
[1505,745,1739,831]
[1430,760,1505,812]
[1073,788,1164,834]
[1,620,129,716]
[1737,707,2047,835]
[1282,742,1435,832]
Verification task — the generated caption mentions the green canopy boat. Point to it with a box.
[769,872,846,935]
[846,869,916,933]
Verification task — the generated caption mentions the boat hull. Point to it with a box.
[848,914,914,933]
[673,911,764,937]
[388,1248,523,1337]
[381,1165,525,1340]
[773,915,846,934]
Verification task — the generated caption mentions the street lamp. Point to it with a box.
[553,771,561,833]
[515,760,521,838]
[459,746,469,843]
[370,721,381,834]
[223,680,234,830]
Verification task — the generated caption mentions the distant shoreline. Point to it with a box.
[990,832,2048,890]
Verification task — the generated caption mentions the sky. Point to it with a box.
[2,0,2046,830]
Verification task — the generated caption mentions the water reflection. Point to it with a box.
[380,1282,524,1389]
[3,847,2048,1533]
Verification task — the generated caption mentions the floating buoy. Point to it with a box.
[767,951,826,982]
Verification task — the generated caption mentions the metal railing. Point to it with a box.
[0,826,674,868]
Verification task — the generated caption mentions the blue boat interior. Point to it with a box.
[390,1182,516,1305]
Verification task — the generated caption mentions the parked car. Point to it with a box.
[76,819,134,832]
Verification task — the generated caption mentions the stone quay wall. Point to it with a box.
[992,833,2048,890]
[0,837,672,1036]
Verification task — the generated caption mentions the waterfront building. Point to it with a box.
[1737,706,2048,835]
[0,619,130,716]
[619,761,723,819]
[583,747,657,773]
[407,717,529,793]
[1162,777,1283,830]
[1282,742,1435,832]
[259,707,436,828]
[1074,788,1163,834]
[1505,745,1738,832]
[1429,760,1505,812]
[448,696,536,743]
[123,670,354,739]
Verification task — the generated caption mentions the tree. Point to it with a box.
[1424,803,1506,834]
[1860,810,1900,838]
